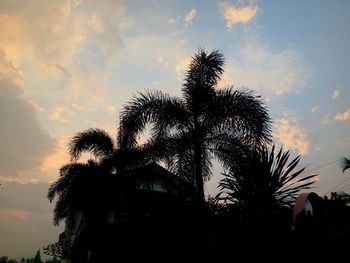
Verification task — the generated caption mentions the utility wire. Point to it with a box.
[333,181,350,193]
[305,159,340,173]
[326,176,350,195]
[340,185,350,193]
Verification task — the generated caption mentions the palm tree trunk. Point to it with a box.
[194,141,205,205]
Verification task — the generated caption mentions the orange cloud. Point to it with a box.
[184,9,197,27]
[220,3,258,30]
[175,54,191,80]
[41,136,69,174]
[0,209,31,221]
[273,117,310,155]
[334,107,350,121]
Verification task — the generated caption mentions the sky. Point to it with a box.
[0,0,349,259]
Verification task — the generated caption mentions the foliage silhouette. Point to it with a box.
[342,156,350,172]
[48,129,197,262]
[47,129,158,262]
[120,49,271,203]
[43,233,71,260]
[217,145,317,219]
[47,128,154,228]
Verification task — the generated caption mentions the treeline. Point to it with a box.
[0,250,60,263]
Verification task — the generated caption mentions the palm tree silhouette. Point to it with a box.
[120,49,271,204]
[48,128,153,228]
[217,145,318,216]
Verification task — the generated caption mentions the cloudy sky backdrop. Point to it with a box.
[0,0,349,259]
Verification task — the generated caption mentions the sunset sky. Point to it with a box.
[0,0,349,259]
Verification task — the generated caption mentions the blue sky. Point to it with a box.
[0,0,349,259]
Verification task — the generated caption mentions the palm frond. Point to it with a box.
[342,156,350,173]
[48,161,101,226]
[217,145,318,212]
[68,128,114,161]
[182,49,225,114]
[120,91,189,148]
[184,49,225,90]
[209,88,272,145]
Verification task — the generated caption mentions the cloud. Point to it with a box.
[220,41,308,96]
[321,114,332,125]
[0,182,63,258]
[334,107,350,121]
[0,96,57,177]
[220,3,258,30]
[273,117,310,155]
[0,0,129,181]
[0,209,31,221]
[184,9,197,27]
[49,106,74,123]
[0,52,56,178]
[40,136,70,180]
[0,49,23,96]
[311,106,317,113]
[156,55,170,68]
[331,89,340,99]
[107,105,117,115]
[42,63,71,89]
[175,54,192,80]
[0,0,125,110]
[168,16,180,25]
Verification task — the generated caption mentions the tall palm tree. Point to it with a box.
[217,145,318,216]
[342,156,350,172]
[120,49,271,204]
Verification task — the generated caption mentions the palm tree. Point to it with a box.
[48,160,102,228]
[120,49,271,204]
[217,145,318,217]
[342,156,350,172]
[48,128,158,262]
[48,128,153,227]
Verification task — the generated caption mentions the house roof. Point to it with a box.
[100,162,195,200]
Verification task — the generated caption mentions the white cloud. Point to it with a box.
[220,41,308,96]
[273,117,310,155]
[311,106,317,113]
[168,16,180,25]
[334,107,350,121]
[331,89,340,99]
[220,3,258,30]
[184,9,197,27]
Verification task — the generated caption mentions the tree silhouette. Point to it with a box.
[217,145,317,217]
[120,49,271,204]
[48,128,153,228]
[33,250,43,263]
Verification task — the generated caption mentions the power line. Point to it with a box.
[326,176,350,195]
[340,185,350,193]
[305,159,340,173]
[334,181,350,193]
